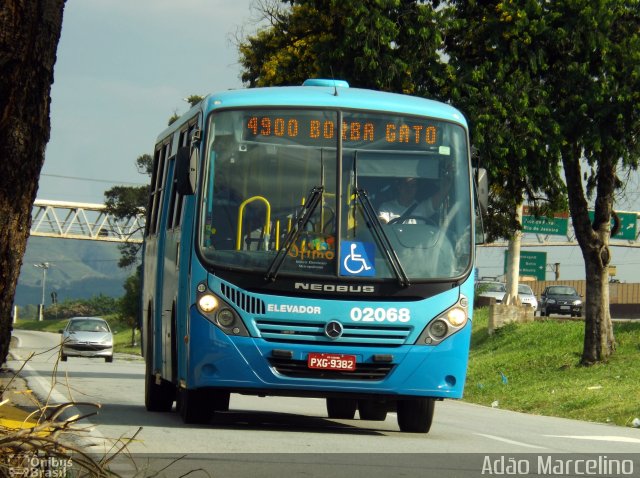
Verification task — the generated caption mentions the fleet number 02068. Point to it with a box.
[349,307,411,323]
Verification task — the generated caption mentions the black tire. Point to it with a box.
[397,398,435,433]
[60,354,67,362]
[358,399,388,421]
[326,398,357,419]
[540,308,546,317]
[105,356,113,363]
[144,319,175,412]
[178,388,214,424]
[212,391,231,412]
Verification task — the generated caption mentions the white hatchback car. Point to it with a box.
[517,283,538,311]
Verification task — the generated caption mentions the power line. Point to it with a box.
[42,173,147,186]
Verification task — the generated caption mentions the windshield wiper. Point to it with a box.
[355,187,410,287]
[265,185,324,282]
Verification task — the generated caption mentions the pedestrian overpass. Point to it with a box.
[30,199,144,243]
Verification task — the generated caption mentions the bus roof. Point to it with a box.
[157,83,467,141]
[203,85,467,126]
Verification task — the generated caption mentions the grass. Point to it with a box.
[12,315,141,356]
[13,309,640,427]
[465,308,640,427]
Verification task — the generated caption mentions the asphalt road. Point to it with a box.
[7,329,640,477]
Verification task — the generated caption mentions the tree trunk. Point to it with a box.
[0,0,66,365]
[561,144,616,365]
[504,202,523,305]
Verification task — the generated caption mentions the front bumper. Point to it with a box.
[545,304,582,316]
[185,312,471,400]
[62,343,113,358]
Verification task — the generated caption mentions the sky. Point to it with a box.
[38,0,640,283]
[40,0,255,204]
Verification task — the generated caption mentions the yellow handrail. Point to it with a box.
[236,196,271,250]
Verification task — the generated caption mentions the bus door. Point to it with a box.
[159,120,200,383]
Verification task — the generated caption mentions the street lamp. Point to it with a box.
[34,262,50,321]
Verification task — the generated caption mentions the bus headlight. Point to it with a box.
[446,307,467,327]
[416,295,469,346]
[198,294,218,313]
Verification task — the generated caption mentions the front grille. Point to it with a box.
[220,283,266,315]
[255,319,412,347]
[269,357,394,381]
[66,343,111,351]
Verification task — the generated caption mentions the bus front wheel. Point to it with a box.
[326,398,357,419]
[178,388,214,424]
[397,398,435,433]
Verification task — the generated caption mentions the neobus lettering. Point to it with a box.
[294,283,375,293]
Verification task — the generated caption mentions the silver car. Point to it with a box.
[475,281,506,304]
[60,317,114,362]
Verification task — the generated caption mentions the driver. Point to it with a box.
[378,177,448,224]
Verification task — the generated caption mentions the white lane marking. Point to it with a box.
[475,433,548,450]
[544,435,640,444]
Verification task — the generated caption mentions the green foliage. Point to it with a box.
[238,0,445,93]
[444,0,567,240]
[136,153,153,175]
[185,95,204,107]
[119,269,141,330]
[38,294,119,321]
[467,309,640,426]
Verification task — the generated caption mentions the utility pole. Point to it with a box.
[34,262,50,321]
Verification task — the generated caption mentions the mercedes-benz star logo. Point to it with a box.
[324,320,344,340]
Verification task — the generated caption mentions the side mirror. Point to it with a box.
[175,146,198,195]
[473,167,489,245]
[474,168,489,214]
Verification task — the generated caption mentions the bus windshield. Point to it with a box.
[198,108,472,281]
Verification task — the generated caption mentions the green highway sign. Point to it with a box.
[504,250,547,281]
[522,207,569,236]
[587,210,637,241]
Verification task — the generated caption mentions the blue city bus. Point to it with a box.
[142,79,486,433]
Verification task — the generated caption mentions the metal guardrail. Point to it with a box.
[30,199,145,243]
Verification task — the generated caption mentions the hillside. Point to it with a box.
[14,236,133,307]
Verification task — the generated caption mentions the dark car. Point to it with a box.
[539,286,583,317]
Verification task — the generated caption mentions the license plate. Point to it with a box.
[308,353,356,371]
[560,305,570,310]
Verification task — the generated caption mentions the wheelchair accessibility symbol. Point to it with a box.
[340,241,375,277]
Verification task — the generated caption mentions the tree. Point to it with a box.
[0,1,66,365]
[542,0,640,364]
[238,0,445,93]
[442,1,568,305]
